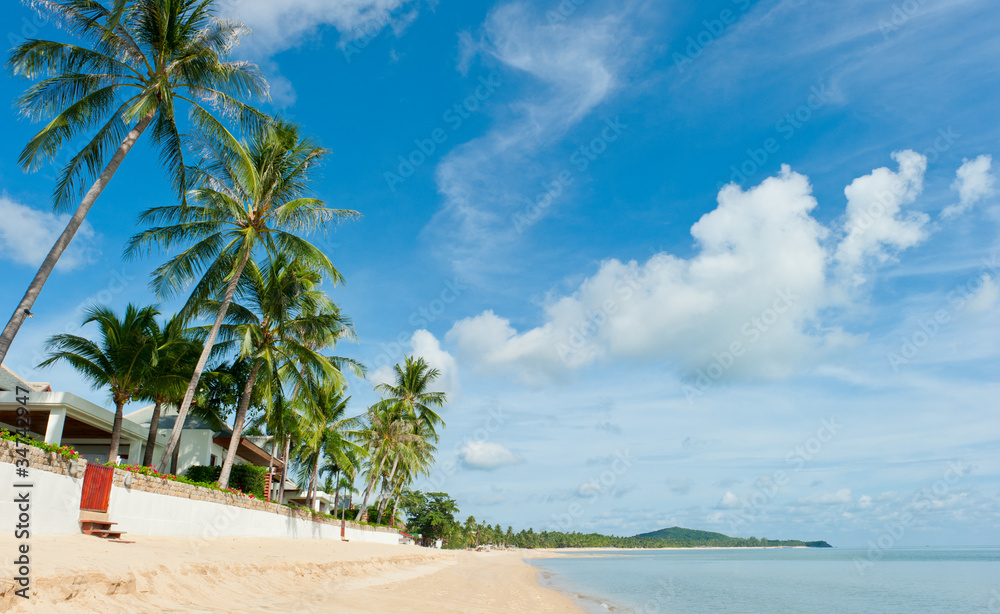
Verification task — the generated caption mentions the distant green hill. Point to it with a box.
[627,526,832,548]
[635,527,733,542]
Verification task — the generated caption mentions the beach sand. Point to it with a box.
[0,535,581,613]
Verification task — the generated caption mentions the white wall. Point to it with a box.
[0,462,83,536]
[0,460,400,545]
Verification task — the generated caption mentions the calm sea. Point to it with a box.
[528,547,1000,613]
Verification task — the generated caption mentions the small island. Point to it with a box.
[507,526,833,549]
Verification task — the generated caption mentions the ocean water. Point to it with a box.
[528,547,1000,613]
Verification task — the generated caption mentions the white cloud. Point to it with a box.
[446,165,855,385]
[0,194,99,272]
[834,150,929,286]
[717,491,741,509]
[410,329,460,399]
[430,2,640,275]
[222,0,418,56]
[962,274,999,315]
[221,0,422,106]
[941,155,995,219]
[459,440,521,470]
[370,329,459,398]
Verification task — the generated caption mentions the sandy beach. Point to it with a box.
[0,536,581,613]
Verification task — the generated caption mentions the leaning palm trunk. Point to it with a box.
[217,360,263,488]
[357,455,387,522]
[277,434,290,503]
[333,471,341,516]
[142,399,164,467]
[376,455,402,523]
[0,113,154,366]
[308,457,320,511]
[159,248,252,473]
[108,400,126,463]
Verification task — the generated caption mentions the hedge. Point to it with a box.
[184,464,266,498]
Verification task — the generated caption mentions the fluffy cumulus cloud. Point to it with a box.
[941,155,996,219]
[431,1,640,274]
[834,150,930,286]
[0,194,99,272]
[458,440,521,470]
[443,151,954,386]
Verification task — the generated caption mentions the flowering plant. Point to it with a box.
[1,429,81,458]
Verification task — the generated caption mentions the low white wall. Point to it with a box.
[0,461,83,536]
[1,460,401,545]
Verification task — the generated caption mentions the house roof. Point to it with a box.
[0,391,151,442]
[125,404,226,433]
[0,365,51,392]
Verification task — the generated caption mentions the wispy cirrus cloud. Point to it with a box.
[427,1,646,278]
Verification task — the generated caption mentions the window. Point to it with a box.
[210,454,217,467]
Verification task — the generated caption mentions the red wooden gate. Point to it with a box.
[80,464,114,512]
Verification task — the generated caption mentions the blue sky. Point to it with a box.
[1,0,998,547]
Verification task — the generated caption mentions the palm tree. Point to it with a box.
[207,255,358,488]
[38,303,158,461]
[0,0,267,365]
[127,118,359,474]
[298,382,363,510]
[136,314,200,466]
[362,355,446,523]
[375,356,447,441]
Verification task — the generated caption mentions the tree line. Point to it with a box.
[3,1,449,518]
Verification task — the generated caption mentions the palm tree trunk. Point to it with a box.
[266,437,274,501]
[277,434,290,503]
[333,469,340,515]
[376,456,401,524]
[158,246,252,473]
[108,400,126,463]
[308,455,319,511]
[217,360,262,488]
[0,112,155,366]
[142,400,163,466]
[357,455,386,522]
[170,437,180,474]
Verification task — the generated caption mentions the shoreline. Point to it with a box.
[0,535,581,613]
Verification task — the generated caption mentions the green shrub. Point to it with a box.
[185,465,222,483]
[183,464,266,498]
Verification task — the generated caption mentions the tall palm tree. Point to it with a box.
[0,0,267,365]
[375,356,447,441]
[38,303,158,461]
[357,356,446,523]
[136,314,200,466]
[207,255,358,488]
[127,118,359,474]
